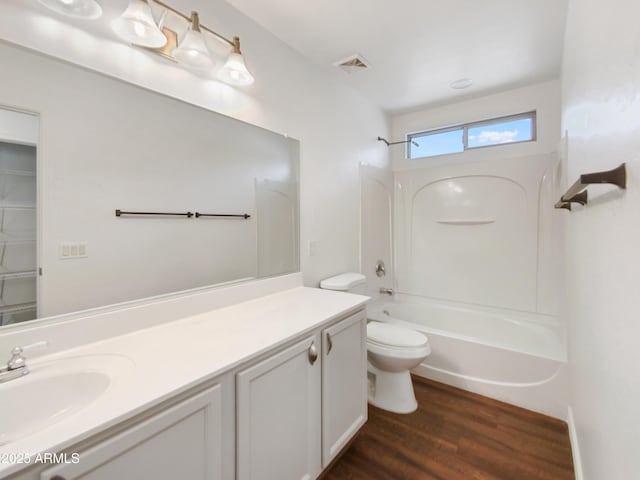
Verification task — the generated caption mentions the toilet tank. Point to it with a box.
[320,273,367,295]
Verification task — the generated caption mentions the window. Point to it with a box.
[408,111,536,159]
[409,127,464,158]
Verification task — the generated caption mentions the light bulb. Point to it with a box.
[38,0,102,19]
[218,46,254,86]
[111,0,167,48]
[172,12,214,71]
[134,22,146,38]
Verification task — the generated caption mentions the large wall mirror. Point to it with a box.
[0,41,300,326]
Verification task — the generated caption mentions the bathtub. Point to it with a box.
[367,294,568,419]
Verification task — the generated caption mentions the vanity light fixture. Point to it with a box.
[111,0,168,48]
[172,12,214,70]
[112,0,254,85]
[39,0,256,85]
[218,37,255,86]
[38,0,103,19]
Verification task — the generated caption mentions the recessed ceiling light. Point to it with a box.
[450,78,473,90]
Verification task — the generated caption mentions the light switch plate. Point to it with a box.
[59,242,88,259]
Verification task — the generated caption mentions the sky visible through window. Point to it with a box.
[409,115,534,159]
[411,129,463,158]
[467,118,532,148]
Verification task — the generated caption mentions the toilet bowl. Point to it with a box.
[367,321,431,413]
[319,273,431,414]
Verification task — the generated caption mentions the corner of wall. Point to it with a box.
[567,406,585,480]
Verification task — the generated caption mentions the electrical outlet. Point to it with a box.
[59,242,88,259]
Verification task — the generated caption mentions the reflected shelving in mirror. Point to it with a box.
[0,139,37,327]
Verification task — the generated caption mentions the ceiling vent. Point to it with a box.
[334,54,370,74]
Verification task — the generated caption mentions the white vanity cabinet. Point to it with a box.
[321,311,368,467]
[236,334,322,480]
[40,384,225,480]
[236,309,367,480]
[4,303,367,480]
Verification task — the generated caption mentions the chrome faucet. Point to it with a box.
[379,287,394,295]
[0,341,48,384]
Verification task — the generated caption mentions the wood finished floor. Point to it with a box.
[324,376,574,480]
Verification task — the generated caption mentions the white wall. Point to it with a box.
[562,0,640,477]
[0,0,389,312]
[391,80,561,170]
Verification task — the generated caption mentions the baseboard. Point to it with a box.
[567,406,584,480]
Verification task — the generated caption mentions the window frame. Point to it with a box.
[407,111,537,160]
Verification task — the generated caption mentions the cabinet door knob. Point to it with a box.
[326,333,333,355]
[308,341,318,365]
[51,476,67,480]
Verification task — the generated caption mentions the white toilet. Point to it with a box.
[320,273,431,414]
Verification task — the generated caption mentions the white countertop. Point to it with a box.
[0,286,368,477]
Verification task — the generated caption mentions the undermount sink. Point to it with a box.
[0,354,133,446]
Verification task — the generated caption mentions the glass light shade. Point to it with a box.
[111,0,167,48]
[217,52,254,86]
[38,0,102,19]
[172,25,213,70]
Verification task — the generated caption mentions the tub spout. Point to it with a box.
[379,287,394,295]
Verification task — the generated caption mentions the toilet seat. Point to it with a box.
[367,340,431,359]
[366,322,431,358]
[367,321,428,348]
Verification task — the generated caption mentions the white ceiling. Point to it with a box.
[224,0,569,113]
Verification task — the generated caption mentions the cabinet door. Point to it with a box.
[41,385,223,480]
[237,334,321,480]
[322,310,367,466]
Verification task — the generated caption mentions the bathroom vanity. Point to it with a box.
[0,275,368,480]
